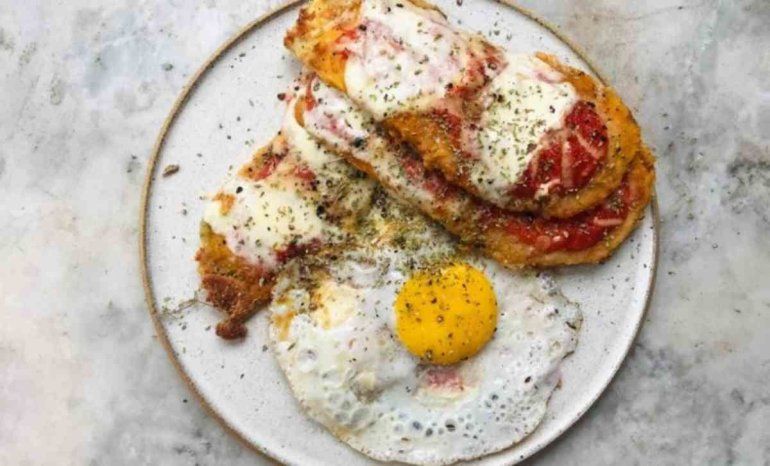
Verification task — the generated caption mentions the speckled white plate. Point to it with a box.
[141,1,658,464]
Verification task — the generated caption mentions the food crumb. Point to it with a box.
[162,164,180,177]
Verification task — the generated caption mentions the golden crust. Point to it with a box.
[534,53,642,218]
[296,94,654,267]
[196,222,274,339]
[194,143,282,339]
[284,0,361,91]
[285,0,646,218]
[482,147,655,267]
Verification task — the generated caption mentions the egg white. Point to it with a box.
[268,201,582,465]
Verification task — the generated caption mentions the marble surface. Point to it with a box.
[1,0,767,464]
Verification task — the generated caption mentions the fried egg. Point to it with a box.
[269,199,582,465]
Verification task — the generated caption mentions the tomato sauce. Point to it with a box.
[274,238,323,264]
[248,152,285,181]
[292,164,317,184]
[499,182,630,252]
[511,101,607,199]
[398,139,629,253]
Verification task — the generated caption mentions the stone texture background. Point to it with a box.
[0,0,767,464]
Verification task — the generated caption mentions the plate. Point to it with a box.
[141,1,658,464]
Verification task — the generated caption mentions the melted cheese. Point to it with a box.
[203,92,377,268]
[282,98,337,173]
[203,171,333,268]
[302,78,455,211]
[304,82,373,159]
[470,54,577,203]
[344,0,473,119]
[339,2,580,204]
[286,89,376,218]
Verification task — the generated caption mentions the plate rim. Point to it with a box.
[139,1,660,464]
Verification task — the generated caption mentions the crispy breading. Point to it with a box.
[285,0,645,218]
[480,148,655,267]
[532,53,642,218]
[284,0,361,91]
[196,222,274,339]
[296,95,655,267]
[194,143,281,339]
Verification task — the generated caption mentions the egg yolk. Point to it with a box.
[394,263,498,365]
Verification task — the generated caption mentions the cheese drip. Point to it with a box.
[470,54,577,204]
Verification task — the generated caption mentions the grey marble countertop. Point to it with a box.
[1,1,768,465]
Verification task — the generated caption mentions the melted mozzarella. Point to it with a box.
[285,89,376,219]
[203,92,377,268]
[344,0,473,119]
[340,2,580,204]
[470,54,577,203]
[302,81,372,158]
[203,170,333,268]
[302,80,441,209]
[281,98,337,173]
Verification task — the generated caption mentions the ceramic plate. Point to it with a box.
[141,1,658,464]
